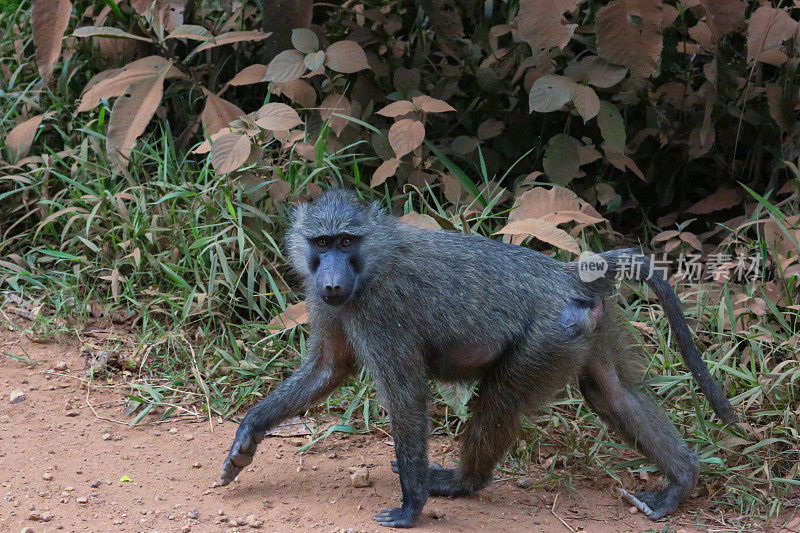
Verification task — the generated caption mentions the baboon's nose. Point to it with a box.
[324,284,342,296]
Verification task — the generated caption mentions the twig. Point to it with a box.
[551,493,575,533]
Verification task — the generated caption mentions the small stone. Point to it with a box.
[53,361,68,371]
[516,476,534,488]
[246,514,263,528]
[181,526,191,532]
[101,433,112,441]
[65,412,79,417]
[187,508,199,519]
[9,390,25,404]
[0,415,10,423]
[20,528,36,533]
[42,473,53,481]
[28,511,43,521]
[90,481,100,488]
[431,508,444,520]
[77,496,88,504]
[169,428,178,434]
[192,462,201,469]
[629,506,637,514]
[349,467,371,488]
[184,434,194,441]
[328,452,337,459]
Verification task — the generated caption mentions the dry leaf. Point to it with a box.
[275,79,316,108]
[596,0,663,78]
[495,219,581,254]
[564,55,628,88]
[304,50,325,71]
[325,40,370,73]
[188,30,271,57]
[265,49,307,83]
[698,0,745,40]
[210,133,251,174]
[269,301,309,330]
[746,6,798,63]
[201,89,244,135]
[388,119,425,159]
[570,84,600,122]
[400,212,441,231]
[5,114,44,163]
[319,94,351,136]
[477,119,505,140]
[687,187,739,214]
[228,64,268,86]
[72,26,152,42]
[511,0,580,51]
[371,158,400,187]
[376,100,415,118]
[597,101,626,153]
[32,0,72,84]
[106,64,171,166]
[255,102,303,131]
[529,74,576,113]
[411,95,455,113]
[77,56,180,112]
[166,24,213,41]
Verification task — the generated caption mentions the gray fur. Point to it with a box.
[220,189,734,527]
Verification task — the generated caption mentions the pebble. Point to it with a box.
[192,462,201,469]
[431,508,444,519]
[169,428,178,434]
[349,467,371,488]
[77,496,88,504]
[42,473,53,481]
[0,415,10,423]
[181,526,191,532]
[184,434,194,441]
[516,476,534,488]
[20,528,36,533]
[328,452,337,459]
[246,514,264,528]
[101,433,112,441]
[629,506,638,514]
[53,361,68,371]
[187,508,199,519]
[9,390,25,404]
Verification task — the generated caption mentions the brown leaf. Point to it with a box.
[564,56,628,88]
[477,119,505,140]
[265,49,306,83]
[189,30,271,57]
[411,95,455,113]
[255,102,303,131]
[106,64,170,166]
[210,133,251,174]
[679,232,703,251]
[376,100,415,118]
[596,0,663,78]
[166,24,213,41]
[269,301,308,330]
[371,158,400,187]
[511,0,580,51]
[32,0,72,84]
[5,114,44,163]
[529,74,576,113]
[495,219,581,254]
[77,56,179,112]
[72,26,152,42]
[686,187,739,214]
[399,212,440,231]
[294,142,316,160]
[201,89,244,135]
[652,230,680,243]
[228,64,268,85]
[570,84,600,122]
[698,0,745,40]
[746,6,798,64]
[509,186,582,224]
[319,94,351,137]
[324,40,370,73]
[388,119,425,159]
[304,50,325,71]
[541,210,605,226]
[276,79,316,108]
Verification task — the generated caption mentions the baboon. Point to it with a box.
[220,189,735,528]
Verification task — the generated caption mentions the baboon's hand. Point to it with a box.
[220,424,261,486]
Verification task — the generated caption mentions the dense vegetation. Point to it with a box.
[1,0,798,524]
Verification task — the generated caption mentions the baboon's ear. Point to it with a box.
[290,202,309,226]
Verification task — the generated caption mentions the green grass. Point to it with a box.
[1,1,799,527]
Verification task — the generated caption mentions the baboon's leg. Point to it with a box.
[579,356,699,520]
[220,343,354,485]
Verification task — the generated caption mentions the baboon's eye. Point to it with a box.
[314,237,330,248]
[340,237,353,248]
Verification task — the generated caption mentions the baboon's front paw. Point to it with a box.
[219,427,259,486]
[373,507,418,528]
[620,488,679,520]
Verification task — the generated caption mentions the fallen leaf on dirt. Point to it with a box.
[269,301,308,330]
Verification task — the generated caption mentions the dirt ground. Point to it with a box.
[0,326,794,533]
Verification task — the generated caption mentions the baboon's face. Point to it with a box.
[307,233,363,306]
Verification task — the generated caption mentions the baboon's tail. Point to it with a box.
[592,248,736,424]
